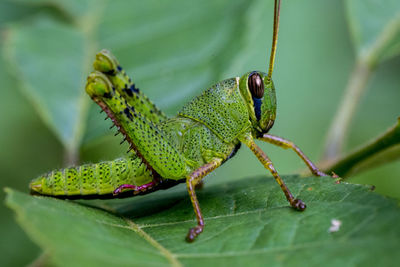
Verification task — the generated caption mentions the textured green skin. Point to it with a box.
[30,50,277,197]
[180,78,250,143]
[34,157,153,196]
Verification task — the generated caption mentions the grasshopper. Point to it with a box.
[29,0,327,242]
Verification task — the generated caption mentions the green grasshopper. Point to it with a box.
[30,0,327,242]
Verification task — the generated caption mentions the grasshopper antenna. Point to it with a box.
[267,0,281,80]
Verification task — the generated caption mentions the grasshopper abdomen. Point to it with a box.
[30,157,154,198]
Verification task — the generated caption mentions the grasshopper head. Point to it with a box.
[237,0,281,135]
[239,71,276,135]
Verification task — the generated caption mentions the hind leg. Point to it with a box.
[186,158,223,242]
[92,49,167,124]
[86,72,187,180]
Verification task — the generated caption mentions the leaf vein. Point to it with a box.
[124,218,183,267]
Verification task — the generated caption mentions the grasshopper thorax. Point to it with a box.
[239,71,276,135]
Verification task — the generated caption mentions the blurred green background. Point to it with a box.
[0,0,399,266]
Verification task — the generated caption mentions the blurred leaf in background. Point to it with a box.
[0,0,399,266]
[323,0,400,163]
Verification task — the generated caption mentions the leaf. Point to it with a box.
[11,0,100,20]
[345,0,400,66]
[326,117,400,177]
[3,15,89,151]
[6,176,400,267]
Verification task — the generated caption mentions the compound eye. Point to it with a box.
[248,72,264,98]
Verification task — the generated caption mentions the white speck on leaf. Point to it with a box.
[329,219,342,233]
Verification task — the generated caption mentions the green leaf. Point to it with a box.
[345,0,400,66]
[326,117,400,177]
[11,0,100,20]
[6,176,400,266]
[3,15,89,151]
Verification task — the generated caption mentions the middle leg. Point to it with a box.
[186,158,223,242]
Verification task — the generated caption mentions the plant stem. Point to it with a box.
[321,59,373,162]
[63,146,79,166]
[61,4,104,168]
[27,251,49,267]
[325,118,400,177]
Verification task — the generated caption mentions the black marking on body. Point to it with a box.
[252,97,262,121]
[221,142,241,166]
[123,108,133,121]
[103,92,112,99]
[104,69,116,76]
[124,88,133,97]
[130,84,140,93]
[227,142,241,160]
[117,65,122,71]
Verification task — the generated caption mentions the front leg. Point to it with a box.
[259,134,328,176]
[186,159,222,242]
[241,134,306,211]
